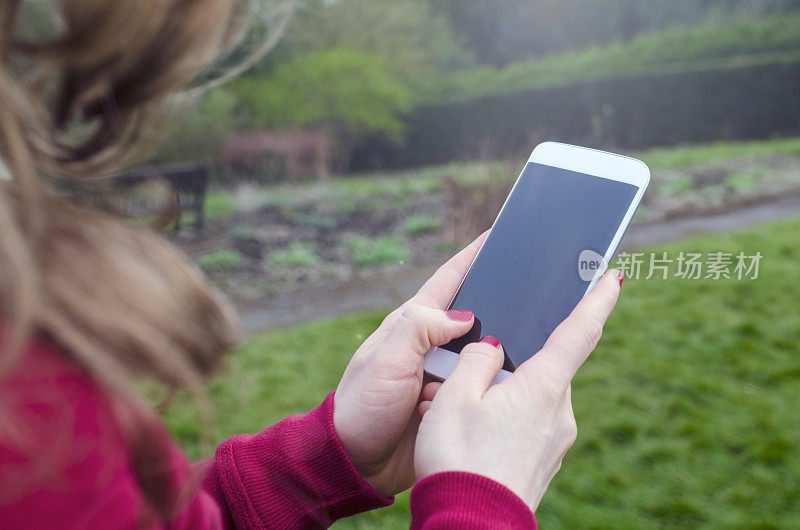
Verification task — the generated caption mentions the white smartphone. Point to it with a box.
[424,142,650,384]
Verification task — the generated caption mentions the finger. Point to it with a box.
[440,336,504,398]
[523,269,622,383]
[363,231,488,349]
[418,400,432,417]
[383,304,474,357]
[412,231,488,309]
[421,381,442,402]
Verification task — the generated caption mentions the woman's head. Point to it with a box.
[0,0,258,521]
[2,0,246,177]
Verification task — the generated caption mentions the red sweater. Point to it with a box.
[0,338,536,529]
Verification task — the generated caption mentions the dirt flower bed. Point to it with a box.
[640,155,800,222]
[172,190,453,302]
[172,154,800,304]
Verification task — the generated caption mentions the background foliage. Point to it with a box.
[433,0,800,66]
[157,3,800,179]
[232,48,412,142]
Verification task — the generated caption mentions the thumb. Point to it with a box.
[381,304,475,357]
[440,336,505,398]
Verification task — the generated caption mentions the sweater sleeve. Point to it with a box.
[200,391,393,528]
[410,472,537,529]
[0,338,391,530]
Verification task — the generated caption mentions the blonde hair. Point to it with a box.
[0,0,291,522]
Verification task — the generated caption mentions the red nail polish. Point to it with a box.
[446,309,473,322]
[479,335,501,348]
[618,271,624,286]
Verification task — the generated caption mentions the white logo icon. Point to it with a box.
[578,250,608,282]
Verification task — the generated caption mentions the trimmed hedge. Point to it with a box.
[349,58,800,171]
[413,14,800,105]
[347,15,800,171]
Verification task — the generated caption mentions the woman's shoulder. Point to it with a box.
[0,336,117,440]
[3,335,94,386]
[0,336,146,526]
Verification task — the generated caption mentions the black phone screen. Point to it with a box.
[442,162,638,371]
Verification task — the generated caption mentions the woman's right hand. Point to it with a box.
[414,269,623,512]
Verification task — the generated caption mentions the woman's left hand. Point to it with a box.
[333,233,486,498]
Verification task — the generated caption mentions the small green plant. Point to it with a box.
[289,212,338,230]
[660,174,693,196]
[348,235,409,268]
[633,204,650,220]
[204,191,236,220]
[333,196,361,214]
[402,215,442,236]
[725,172,757,192]
[268,242,320,268]
[228,224,256,240]
[196,249,243,271]
[434,240,463,255]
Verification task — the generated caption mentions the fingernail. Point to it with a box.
[617,270,624,286]
[446,309,473,322]
[479,335,501,348]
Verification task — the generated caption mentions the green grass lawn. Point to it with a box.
[164,217,800,528]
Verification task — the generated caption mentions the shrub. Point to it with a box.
[197,249,243,271]
[232,48,412,143]
[268,242,320,268]
[348,235,409,268]
[443,176,512,243]
[402,215,442,236]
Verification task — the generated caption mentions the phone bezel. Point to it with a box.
[423,142,650,384]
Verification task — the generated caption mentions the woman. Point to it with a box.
[0,0,623,528]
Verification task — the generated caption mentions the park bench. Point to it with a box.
[58,160,210,232]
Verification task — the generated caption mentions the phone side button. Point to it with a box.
[425,346,513,386]
[423,346,458,381]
